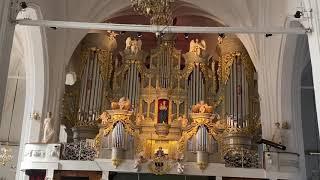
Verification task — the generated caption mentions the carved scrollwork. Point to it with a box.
[218,48,255,85]
[61,82,80,129]
[177,114,223,154]
[97,50,113,81]
[94,110,143,157]
[217,52,240,85]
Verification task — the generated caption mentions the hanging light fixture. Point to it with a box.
[130,0,175,25]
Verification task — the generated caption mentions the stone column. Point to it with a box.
[45,169,55,180]
[0,0,17,123]
[101,171,109,180]
[303,0,320,137]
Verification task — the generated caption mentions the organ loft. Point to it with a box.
[4,0,317,179]
[60,32,262,173]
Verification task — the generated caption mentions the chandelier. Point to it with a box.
[0,144,13,166]
[130,0,175,25]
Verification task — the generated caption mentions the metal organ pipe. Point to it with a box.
[132,63,136,107]
[124,62,140,108]
[196,125,209,152]
[112,122,125,149]
[78,49,103,124]
[193,66,196,104]
[240,59,243,127]
[158,48,171,89]
[188,64,206,106]
[227,57,250,128]
[128,64,133,100]
[78,54,88,122]
[85,53,93,122]
[129,64,132,100]
[89,53,97,121]
[195,65,198,103]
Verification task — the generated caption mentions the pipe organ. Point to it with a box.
[70,47,114,141]
[62,34,261,171]
[226,57,249,128]
[217,35,260,168]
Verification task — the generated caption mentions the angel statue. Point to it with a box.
[133,152,145,171]
[272,122,282,145]
[105,30,118,51]
[178,115,188,128]
[125,37,132,50]
[111,97,131,111]
[42,112,56,143]
[125,37,142,54]
[176,154,185,174]
[189,39,206,56]
[191,101,213,113]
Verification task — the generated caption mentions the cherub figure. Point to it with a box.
[191,101,213,113]
[111,97,131,110]
[136,113,144,125]
[178,115,188,128]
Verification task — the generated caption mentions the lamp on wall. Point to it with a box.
[65,71,77,86]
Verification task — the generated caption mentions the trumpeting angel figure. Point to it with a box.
[125,37,142,54]
[189,39,206,56]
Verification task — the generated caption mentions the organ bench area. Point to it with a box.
[20,34,300,180]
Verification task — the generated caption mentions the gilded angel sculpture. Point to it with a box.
[105,30,118,50]
[111,97,131,111]
[189,39,206,56]
[125,37,132,50]
[125,37,142,54]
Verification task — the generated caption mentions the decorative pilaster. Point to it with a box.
[0,0,17,122]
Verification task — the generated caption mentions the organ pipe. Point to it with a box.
[124,62,140,109]
[112,122,125,149]
[191,125,217,153]
[188,64,205,106]
[158,46,171,89]
[227,57,250,128]
[78,49,104,124]
[110,122,134,150]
